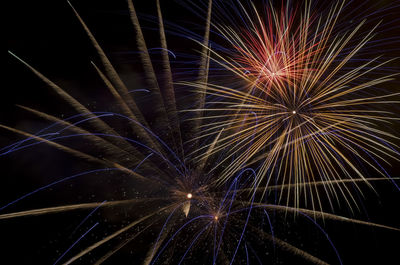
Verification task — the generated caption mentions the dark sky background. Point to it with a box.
[4,0,400,264]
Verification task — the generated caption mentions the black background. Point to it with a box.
[4,0,400,264]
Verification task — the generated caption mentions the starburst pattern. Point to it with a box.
[186,0,400,211]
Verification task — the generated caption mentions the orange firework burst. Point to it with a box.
[208,1,330,94]
[185,0,400,212]
[230,2,318,91]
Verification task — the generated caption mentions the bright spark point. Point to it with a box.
[292,110,296,114]
[214,216,219,221]
[186,193,193,199]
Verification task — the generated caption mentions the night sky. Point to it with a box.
[4,0,400,264]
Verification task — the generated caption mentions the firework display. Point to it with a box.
[2,0,399,264]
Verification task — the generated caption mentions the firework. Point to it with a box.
[223,1,319,91]
[2,0,262,263]
[185,0,400,212]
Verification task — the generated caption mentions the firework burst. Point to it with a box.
[225,1,320,91]
[186,0,400,211]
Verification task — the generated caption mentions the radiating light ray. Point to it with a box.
[93,220,159,265]
[0,199,156,220]
[62,204,177,265]
[238,203,400,232]
[244,221,330,265]
[156,0,184,158]
[54,222,99,265]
